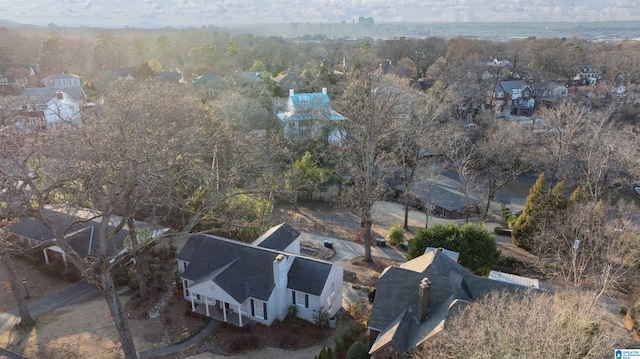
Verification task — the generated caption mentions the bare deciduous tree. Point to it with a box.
[338,74,414,262]
[417,290,615,359]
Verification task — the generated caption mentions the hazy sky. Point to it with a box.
[1,0,639,27]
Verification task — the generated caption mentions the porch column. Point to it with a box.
[238,304,243,327]
[223,302,227,322]
[190,292,195,311]
[205,296,210,317]
[43,248,50,264]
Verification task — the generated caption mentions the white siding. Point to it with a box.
[319,265,343,317]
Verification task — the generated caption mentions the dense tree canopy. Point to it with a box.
[407,223,500,276]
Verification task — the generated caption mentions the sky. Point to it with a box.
[0,0,639,27]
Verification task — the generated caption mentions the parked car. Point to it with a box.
[634,187,640,198]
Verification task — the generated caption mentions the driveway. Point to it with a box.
[299,232,407,265]
[0,280,99,333]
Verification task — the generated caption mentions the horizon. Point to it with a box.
[1,0,639,29]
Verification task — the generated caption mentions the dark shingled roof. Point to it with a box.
[179,235,278,302]
[253,223,300,251]
[369,249,532,355]
[9,205,159,259]
[287,256,332,296]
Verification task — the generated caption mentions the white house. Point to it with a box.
[20,73,86,129]
[44,91,82,128]
[176,225,343,327]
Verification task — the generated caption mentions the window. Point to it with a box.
[251,299,268,320]
[293,291,309,308]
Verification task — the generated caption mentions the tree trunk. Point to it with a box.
[100,271,138,359]
[2,254,36,328]
[403,200,409,230]
[127,217,148,300]
[363,220,372,263]
[361,205,373,263]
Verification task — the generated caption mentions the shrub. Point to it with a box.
[407,223,500,276]
[346,341,368,359]
[313,306,330,329]
[386,223,405,245]
[287,305,299,321]
[506,214,518,229]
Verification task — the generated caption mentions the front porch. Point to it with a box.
[191,301,251,327]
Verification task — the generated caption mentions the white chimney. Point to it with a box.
[322,87,327,94]
[289,89,295,96]
[273,254,289,320]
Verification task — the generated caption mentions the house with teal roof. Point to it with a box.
[277,88,346,145]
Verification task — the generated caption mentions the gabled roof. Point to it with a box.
[21,87,85,104]
[277,91,346,123]
[369,250,532,355]
[236,71,263,84]
[179,234,278,302]
[497,80,530,93]
[179,232,337,303]
[253,223,300,251]
[44,73,80,83]
[396,180,479,212]
[193,73,227,86]
[288,256,332,296]
[9,205,163,259]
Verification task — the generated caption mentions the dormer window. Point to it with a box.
[300,97,309,105]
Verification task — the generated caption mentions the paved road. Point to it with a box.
[299,232,407,265]
[0,280,99,334]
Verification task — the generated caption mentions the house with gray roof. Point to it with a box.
[395,180,480,220]
[368,248,536,358]
[193,73,228,98]
[490,79,535,117]
[19,73,86,128]
[276,88,346,145]
[9,204,167,268]
[176,227,342,327]
[252,222,300,253]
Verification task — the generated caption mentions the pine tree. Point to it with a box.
[568,186,587,206]
[512,172,548,249]
[550,180,567,211]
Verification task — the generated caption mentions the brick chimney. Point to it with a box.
[56,91,63,100]
[417,277,431,322]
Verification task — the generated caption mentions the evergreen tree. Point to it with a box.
[550,180,567,211]
[511,172,548,249]
[568,185,587,206]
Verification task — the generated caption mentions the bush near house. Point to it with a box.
[407,223,500,276]
[386,223,405,245]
